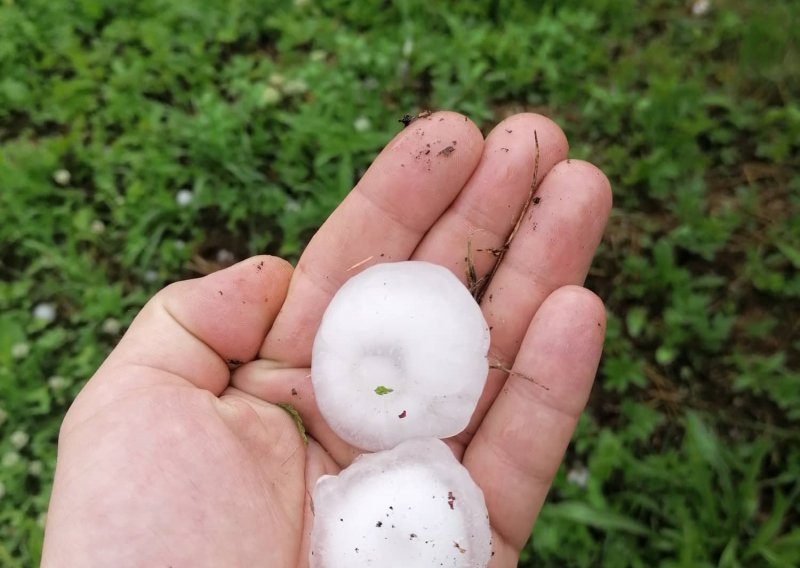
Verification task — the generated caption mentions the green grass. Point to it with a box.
[1,0,798,565]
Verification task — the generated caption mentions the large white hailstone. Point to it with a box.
[310,438,492,567]
[312,261,490,452]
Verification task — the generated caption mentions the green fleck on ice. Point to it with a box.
[374,386,394,395]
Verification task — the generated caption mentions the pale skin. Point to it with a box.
[42,112,612,567]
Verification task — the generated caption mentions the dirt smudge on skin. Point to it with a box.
[399,110,434,128]
[438,146,455,157]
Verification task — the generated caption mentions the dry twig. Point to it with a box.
[471,131,541,303]
[489,360,550,390]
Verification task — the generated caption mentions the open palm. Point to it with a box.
[43,112,611,567]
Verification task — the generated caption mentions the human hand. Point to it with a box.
[42,112,611,567]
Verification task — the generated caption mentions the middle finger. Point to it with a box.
[261,111,484,366]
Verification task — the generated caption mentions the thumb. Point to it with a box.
[84,255,292,399]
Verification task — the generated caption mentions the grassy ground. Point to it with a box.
[1,0,798,565]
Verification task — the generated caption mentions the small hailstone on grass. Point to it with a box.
[353,116,371,132]
[261,85,281,106]
[101,318,121,335]
[90,220,106,234]
[48,375,68,390]
[566,464,590,489]
[28,460,44,477]
[215,249,235,265]
[402,37,414,57]
[175,189,194,207]
[11,342,30,359]
[362,77,379,91]
[10,430,29,450]
[284,78,308,95]
[311,261,490,451]
[33,303,57,324]
[2,452,20,468]
[310,438,492,568]
[310,49,327,62]
[269,73,285,88]
[691,0,711,16]
[53,169,71,186]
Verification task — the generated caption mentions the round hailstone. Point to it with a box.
[310,438,492,568]
[311,261,490,452]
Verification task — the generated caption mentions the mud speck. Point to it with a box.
[533,196,541,205]
[218,290,223,296]
[291,388,298,396]
[505,128,512,133]
[398,410,407,418]
[399,114,414,127]
[227,359,243,368]
[438,145,456,157]
[500,147,509,152]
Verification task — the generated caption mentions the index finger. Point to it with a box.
[261,112,484,365]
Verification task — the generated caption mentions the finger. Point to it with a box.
[453,159,612,450]
[412,113,568,283]
[464,286,606,559]
[232,360,364,467]
[88,256,292,399]
[262,111,485,365]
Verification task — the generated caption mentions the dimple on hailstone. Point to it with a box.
[309,438,492,568]
[311,261,490,452]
